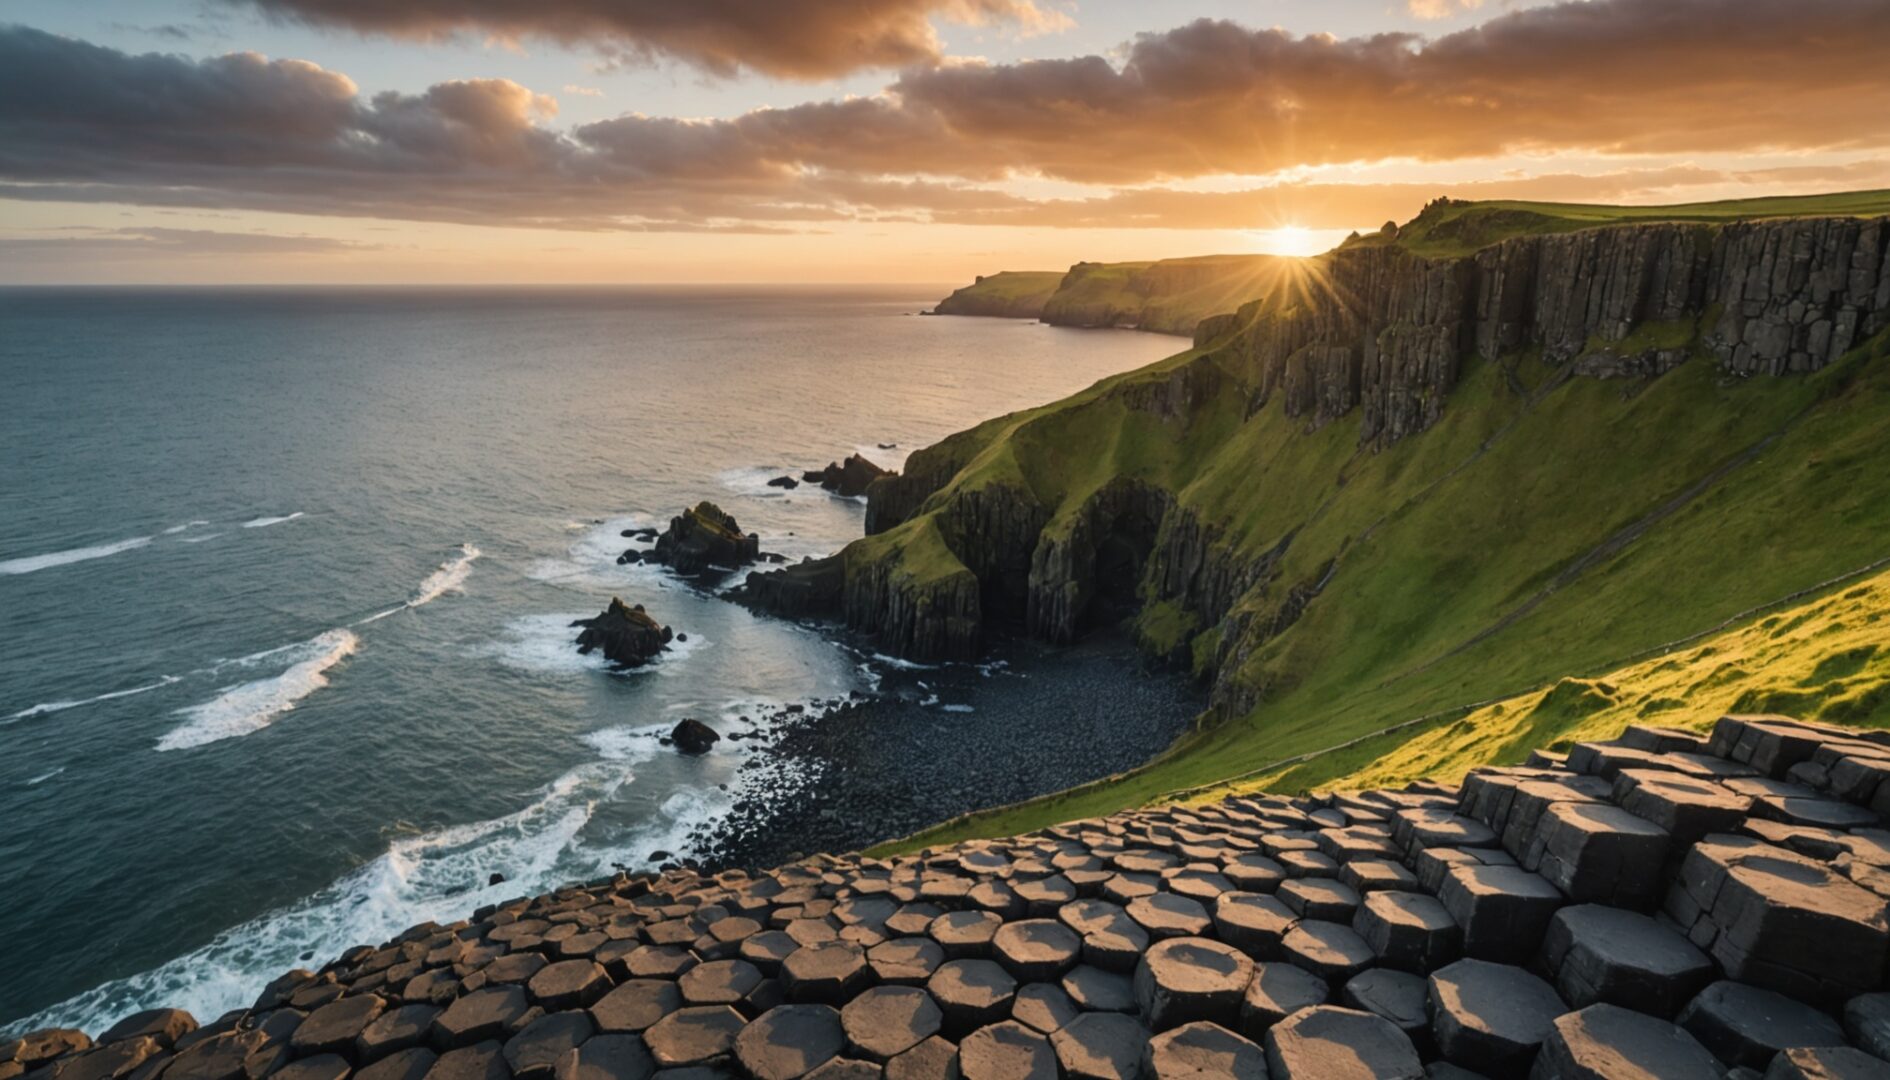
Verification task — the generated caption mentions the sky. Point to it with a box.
[3,0,1889,284]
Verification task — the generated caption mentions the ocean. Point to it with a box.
[0,286,1178,1033]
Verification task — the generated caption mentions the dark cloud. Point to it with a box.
[3,1,1888,236]
[225,0,1065,79]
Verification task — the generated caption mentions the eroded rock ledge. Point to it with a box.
[12,713,1890,1078]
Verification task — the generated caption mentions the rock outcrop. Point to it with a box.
[668,718,719,755]
[645,502,760,577]
[572,598,673,667]
[22,713,1890,1080]
[804,455,893,500]
[1199,214,1890,449]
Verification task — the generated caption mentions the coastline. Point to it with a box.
[688,627,1203,871]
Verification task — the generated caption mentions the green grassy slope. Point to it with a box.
[933,255,1297,336]
[932,271,1066,319]
[866,195,1890,854]
[1347,189,1890,259]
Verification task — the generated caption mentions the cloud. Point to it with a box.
[1408,0,1484,20]
[562,84,604,97]
[2,226,380,257]
[3,1,1889,236]
[225,0,1069,79]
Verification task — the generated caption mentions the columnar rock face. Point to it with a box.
[16,713,1890,1080]
[1198,214,1890,448]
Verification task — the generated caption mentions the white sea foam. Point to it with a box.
[717,465,799,499]
[0,536,152,576]
[482,614,704,677]
[162,521,210,535]
[854,444,911,471]
[24,767,65,786]
[178,533,223,544]
[5,675,183,725]
[10,754,733,1036]
[940,704,974,713]
[408,544,480,608]
[528,515,665,590]
[241,512,304,529]
[156,629,358,751]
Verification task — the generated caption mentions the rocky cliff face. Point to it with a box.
[1202,215,1890,449]
[747,213,1890,666]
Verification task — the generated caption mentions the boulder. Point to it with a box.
[767,476,800,490]
[572,598,672,667]
[647,502,760,577]
[670,719,720,756]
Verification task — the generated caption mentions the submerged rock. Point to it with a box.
[572,598,673,667]
[807,454,893,499]
[767,476,800,490]
[645,502,761,577]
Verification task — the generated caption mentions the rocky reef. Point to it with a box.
[804,455,893,500]
[15,712,1890,1078]
[642,503,761,578]
[571,599,673,667]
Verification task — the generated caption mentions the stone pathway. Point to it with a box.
[8,713,1890,1079]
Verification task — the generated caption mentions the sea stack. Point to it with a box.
[803,453,892,498]
[572,597,673,666]
[645,501,761,576]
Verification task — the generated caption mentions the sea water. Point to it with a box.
[0,286,1176,1031]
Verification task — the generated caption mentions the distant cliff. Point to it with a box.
[932,254,1291,337]
[931,270,1063,319]
[739,193,1890,804]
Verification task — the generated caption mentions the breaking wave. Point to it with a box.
[0,536,152,576]
[241,512,304,529]
[156,630,359,751]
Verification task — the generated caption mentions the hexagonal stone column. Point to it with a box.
[991,920,1081,982]
[840,987,941,1062]
[1437,865,1563,964]
[1237,962,1328,1037]
[643,1005,746,1069]
[552,1033,652,1080]
[1663,835,1890,1006]
[1142,1021,1267,1079]
[1537,905,1713,1018]
[1845,992,1890,1062]
[928,911,1004,959]
[1057,900,1150,972]
[1522,802,1671,910]
[927,959,1017,1038]
[1676,981,1847,1071]
[868,937,946,986]
[734,1004,846,1080]
[502,1012,594,1080]
[1213,893,1297,961]
[959,1020,1056,1080]
[1611,769,1753,846]
[1263,1005,1423,1079]
[1530,1004,1723,1080]
[1134,937,1255,1031]
[1352,891,1460,975]
[430,987,531,1050]
[588,979,679,1034]
[1426,959,1566,1076]
[1280,921,1375,985]
[1766,1046,1890,1079]
[1342,970,1429,1052]
[782,943,875,1005]
[1127,894,1213,941]
[1050,1012,1149,1080]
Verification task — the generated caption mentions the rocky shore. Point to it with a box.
[12,712,1890,1079]
[690,632,1203,872]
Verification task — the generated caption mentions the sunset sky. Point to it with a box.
[4,0,1888,284]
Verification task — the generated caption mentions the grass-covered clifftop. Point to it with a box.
[932,254,1293,336]
[748,192,1890,852]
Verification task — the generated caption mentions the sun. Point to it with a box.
[1245,224,1331,258]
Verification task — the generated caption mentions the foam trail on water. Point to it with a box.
[156,630,358,751]
[25,767,65,786]
[0,536,152,576]
[241,512,303,529]
[2,749,728,1037]
[178,533,223,544]
[162,521,210,535]
[5,676,183,725]
[408,544,480,608]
